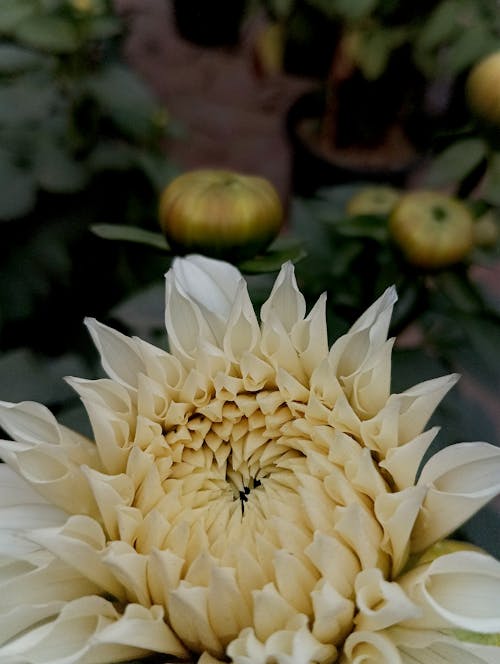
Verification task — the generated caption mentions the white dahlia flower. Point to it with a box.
[0,255,499,664]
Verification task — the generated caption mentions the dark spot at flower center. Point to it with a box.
[237,478,262,514]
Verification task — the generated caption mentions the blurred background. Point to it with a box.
[0,0,499,553]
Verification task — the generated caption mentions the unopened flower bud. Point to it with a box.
[389,191,474,269]
[159,169,283,261]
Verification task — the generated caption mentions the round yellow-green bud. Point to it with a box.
[346,186,401,217]
[159,169,283,261]
[466,51,500,129]
[389,190,474,269]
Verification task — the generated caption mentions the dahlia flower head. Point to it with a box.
[1,255,500,664]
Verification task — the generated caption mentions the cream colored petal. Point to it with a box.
[0,443,98,517]
[228,615,337,664]
[168,582,223,656]
[0,602,64,648]
[389,627,500,664]
[0,503,67,557]
[354,568,421,631]
[198,652,228,664]
[290,292,329,377]
[27,515,125,599]
[375,485,427,576]
[252,582,298,642]
[328,286,397,379]
[103,541,150,606]
[305,531,360,598]
[207,566,252,644]
[66,376,133,416]
[273,549,318,615]
[260,261,306,333]
[164,269,218,365]
[84,318,146,390]
[399,551,500,633]
[342,629,402,663]
[78,399,130,474]
[82,467,134,539]
[311,579,354,644]
[334,503,387,571]
[260,310,306,381]
[392,374,459,445]
[0,463,49,506]
[346,339,394,418]
[223,281,261,362]
[413,442,500,550]
[380,427,439,490]
[172,254,243,318]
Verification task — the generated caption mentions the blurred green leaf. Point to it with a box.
[15,15,80,53]
[111,282,165,339]
[238,243,307,273]
[483,152,500,206]
[0,43,48,73]
[85,64,160,140]
[309,0,376,21]
[423,139,487,188]
[444,23,498,75]
[87,141,136,172]
[333,215,389,242]
[86,15,122,40]
[434,270,486,314]
[0,78,55,125]
[0,152,37,220]
[34,136,88,193]
[0,0,36,34]
[91,224,170,250]
[416,0,459,52]
[135,151,181,192]
[355,27,408,80]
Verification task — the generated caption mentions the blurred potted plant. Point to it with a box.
[255,0,500,194]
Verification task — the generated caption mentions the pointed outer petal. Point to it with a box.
[0,464,50,506]
[165,268,218,365]
[260,311,307,382]
[240,352,275,392]
[222,281,261,363]
[93,602,188,659]
[389,627,500,664]
[399,551,500,633]
[328,286,397,378]
[172,254,243,318]
[354,568,422,632]
[0,602,64,647]
[273,549,319,615]
[147,548,184,608]
[77,399,130,474]
[84,318,146,390]
[412,442,500,551]
[103,541,151,606]
[0,556,101,614]
[309,358,343,409]
[334,503,388,572]
[226,627,267,664]
[306,531,360,601]
[345,447,388,502]
[0,444,99,517]
[0,504,67,538]
[196,339,232,382]
[393,374,460,445]
[346,339,394,419]
[380,427,439,490]
[311,579,355,644]
[276,367,310,404]
[251,582,298,642]
[290,292,329,377]
[135,337,186,391]
[168,582,224,655]
[81,466,134,540]
[0,401,96,461]
[65,376,133,416]
[375,486,428,577]
[327,392,361,438]
[343,629,402,664]
[260,261,306,333]
[359,400,401,458]
[26,515,125,600]
[207,566,252,644]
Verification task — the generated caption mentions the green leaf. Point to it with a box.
[354,26,408,80]
[333,215,389,242]
[86,16,122,40]
[416,0,460,52]
[423,139,487,187]
[0,43,47,73]
[85,64,160,140]
[34,136,88,193]
[134,151,181,192]
[91,224,170,250]
[0,152,37,221]
[238,243,306,273]
[0,0,36,34]
[15,15,80,53]
[483,152,500,206]
[444,24,499,75]
[309,0,377,21]
[0,78,55,125]
[111,282,165,338]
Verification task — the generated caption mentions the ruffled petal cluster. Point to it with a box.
[0,254,499,663]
